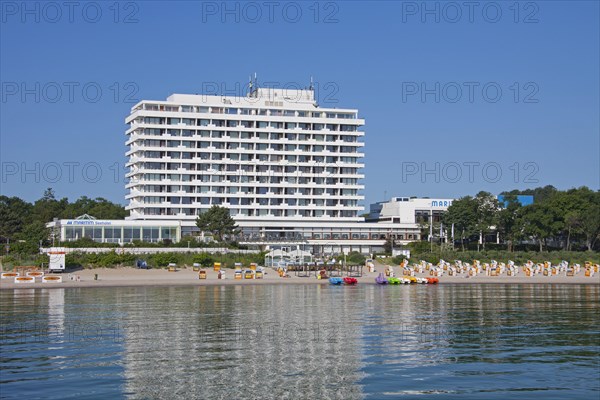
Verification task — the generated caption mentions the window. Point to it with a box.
[144,128,163,135]
[145,117,164,125]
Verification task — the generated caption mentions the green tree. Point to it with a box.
[11,221,49,255]
[563,211,583,250]
[551,189,584,250]
[520,203,560,251]
[474,191,499,251]
[63,196,127,219]
[88,197,128,219]
[497,194,522,252]
[195,206,239,242]
[502,185,558,203]
[31,188,68,223]
[0,196,32,239]
[443,196,478,251]
[581,193,600,251]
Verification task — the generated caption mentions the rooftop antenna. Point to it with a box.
[309,76,314,90]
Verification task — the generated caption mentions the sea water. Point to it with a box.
[1,284,598,399]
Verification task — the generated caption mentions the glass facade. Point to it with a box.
[62,224,179,243]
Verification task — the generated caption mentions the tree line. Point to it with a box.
[0,188,127,255]
[442,186,599,252]
[1,186,598,257]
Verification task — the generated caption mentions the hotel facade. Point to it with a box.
[49,83,440,254]
[125,87,364,225]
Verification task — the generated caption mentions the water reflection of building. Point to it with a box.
[1,289,65,347]
[46,288,65,340]
[119,286,364,399]
[360,285,452,371]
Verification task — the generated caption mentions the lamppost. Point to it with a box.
[52,217,58,247]
[429,208,434,253]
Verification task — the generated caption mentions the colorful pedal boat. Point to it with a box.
[375,273,388,284]
[329,277,343,285]
[343,277,358,285]
[426,277,439,284]
[387,277,401,285]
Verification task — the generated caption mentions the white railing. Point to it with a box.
[41,247,259,255]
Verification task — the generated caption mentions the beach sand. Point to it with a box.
[1,264,598,289]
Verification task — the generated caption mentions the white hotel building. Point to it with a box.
[125,87,364,223]
[49,84,440,254]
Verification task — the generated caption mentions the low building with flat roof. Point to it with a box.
[367,197,455,225]
[47,214,181,244]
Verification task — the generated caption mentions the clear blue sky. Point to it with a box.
[1,1,598,209]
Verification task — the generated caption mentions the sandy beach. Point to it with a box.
[1,263,598,289]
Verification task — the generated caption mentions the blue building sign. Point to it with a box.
[497,195,534,207]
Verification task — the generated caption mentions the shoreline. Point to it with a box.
[1,266,598,290]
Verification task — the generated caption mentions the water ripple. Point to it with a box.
[1,284,598,399]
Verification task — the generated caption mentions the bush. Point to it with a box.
[192,253,214,268]
[408,241,436,254]
[391,255,407,265]
[0,255,18,269]
[150,253,181,267]
[63,238,119,248]
[346,251,366,265]
[57,250,264,269]
[64,250,136,268]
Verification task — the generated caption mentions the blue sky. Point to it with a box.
[1,1,598,209]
